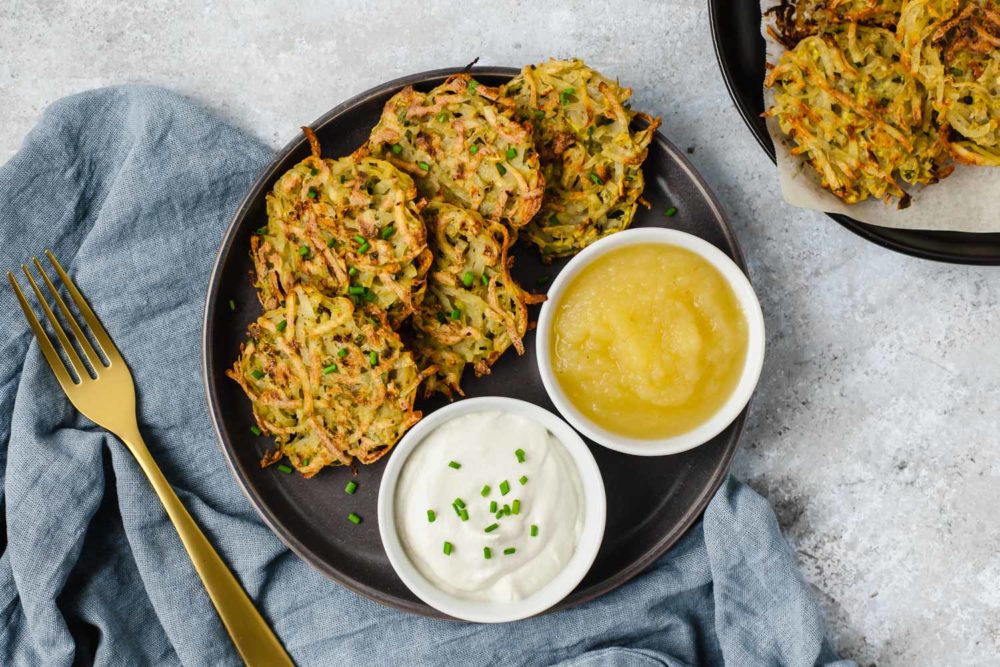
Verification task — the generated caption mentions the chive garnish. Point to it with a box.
[665,207,678,217]
[480,273,489,286]
[417,161,430,171]
[277,464,292,474]
[337,347,348,358]
[369,351,378,366]
[298,245,310,257]
[437,112,448,122]
[391,143,403,155]
[251,369,264,380]
[506,147,517,160]
[310,167,318,176]
[503,547,516,556]
[530,524,538,537]
[255,225,267,235]
[345,480,357,494]
[496,163,507,176]
[449,308,461,320]
[484,547,492,559]
[519,475,528,485]
[453,503,463,518]
[512,499,521,515]
[480,485,491,497]
[364,288,376,302]
[443,541,453,555]
[589,172,602,185]
[499,480,510,496]
[277,319,287,332]
[448,460,461,469]
[469,144,479,155]
[484,523,499,533]
[495,511,504,519]
[560,87,575,104]
[427,509,436,523]
[381,225,396,239]
[228,299,236,311]
[515,448,525,463]
[950,67,963,76]
[307,187,317,199]
[323,364,338,374]
[490,500,498,513]
[358,241,370,254]
[460,509,469,522]
[353,234,365,244]
[347,512,361,524]
[348,266,359,277]
[454,497,466,509]
[348,286,365,295]
[503,504,511,516]
[468,79,479,93]
[250,425,261,436]
[462,271,474,287]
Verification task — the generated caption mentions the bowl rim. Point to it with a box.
[376,396,607,623]
[535,228,766,456]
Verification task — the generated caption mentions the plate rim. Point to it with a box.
[201,65,748,617]
[707,0,1000,266]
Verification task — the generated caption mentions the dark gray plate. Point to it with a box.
[202,67,748,617]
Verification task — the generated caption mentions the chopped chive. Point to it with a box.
[358,241,370,254]
[353,234,365,244]
[277,319,287,332]
[460,509,469,521]
[251,369,264,380]
[515,448,525,463]
[512,499,521,515]
[443,541,453,555]
[277,464,292,474]
[560,87,575,104]
[534,110,545,120]
[468,79,479,94]
[228,299,236,311]
[255,225,268,235]
[417,161,431,171]
[480,485,491,497]
[448,460,461,470]
[490,500,498,513]
[664,207,678,217]
[339,174,346,184]
[506,147,517,160]
[496,163,507,176]
[391,143,403,155]
[347,512,361,524]
[499,480,510,496]
[298,245,310,258]
[337,347,348,358]
[503,547,516,556]
[495,510,504,519]
[587,126,594,137]
[449,308,461,320]
[303,458,310,466]
[950,67,964,76]
[437,112,448,122]
[480,273,489,286]
[469,144,480,155]
[427,509,436,522]
[326,237,336,249]
[364,288,376,302]
[519,475,528,485]
[323,364,338,374]
[589,172,602,185]
[530,524,538,537]
[348,286,365,295]
[454,497,466,509]
[310,167,318,176]
[503,503,511,516]
[462,271,475,288]
[484,523,499,533]
[453,503,463,517]
[484,547,492,559]
[250,425,262,436]
[381,225,396,239]
[345,480,357,494]
[369,351,378,366]
[307,187,317,199]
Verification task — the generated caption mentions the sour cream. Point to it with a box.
[394,411,584,602]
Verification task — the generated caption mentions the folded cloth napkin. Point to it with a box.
[0,86,853,667]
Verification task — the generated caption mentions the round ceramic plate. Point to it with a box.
[708,0,1000,265]
[202,67,748,617]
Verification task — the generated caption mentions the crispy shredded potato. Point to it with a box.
[502,59,661,260]
[362,74,544,231]
[768,0,904,47]
[411,202,545,398]
[898,0,1000,165]
[254,130,432,326]
[765,25,953,206]
[228,286,428,476]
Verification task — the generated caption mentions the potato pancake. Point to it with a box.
[363,74,544,231]
[765,25,953,206]
[228,286,426,476]
[411,202,544,398]
[255,131,431,326]
[502,59,661,260]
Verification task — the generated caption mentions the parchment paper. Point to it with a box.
[760,0,1000,232]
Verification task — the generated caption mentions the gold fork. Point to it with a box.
[8,251,293,667]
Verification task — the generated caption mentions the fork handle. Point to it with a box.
[120,426,294,667]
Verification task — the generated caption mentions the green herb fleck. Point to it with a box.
[277,464,292,474]
[448,460,461,470]
[345,480,357,494]
[443,541,453,555]
[481,485,491,497]
[250,425,261,436]
[664,207,678,217]
[427,509,436,523]
[347,512,361,524]
[484,523,499,533]
[500,480,510,496]
[531,524,539,537]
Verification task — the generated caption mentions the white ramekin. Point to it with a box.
[377,397,606,623]
[535,228,765,457]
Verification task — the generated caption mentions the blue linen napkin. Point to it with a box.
[0,86,853,667]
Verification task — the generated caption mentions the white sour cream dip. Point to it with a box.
[394,411,584,602]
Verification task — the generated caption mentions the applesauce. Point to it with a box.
[550,244,748,439]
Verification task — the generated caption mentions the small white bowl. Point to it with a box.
[377,397,606,623]
[536,228,765,457]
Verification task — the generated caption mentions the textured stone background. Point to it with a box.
[2,1,998,665]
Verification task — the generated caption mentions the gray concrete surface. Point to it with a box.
[2,1,998,665]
